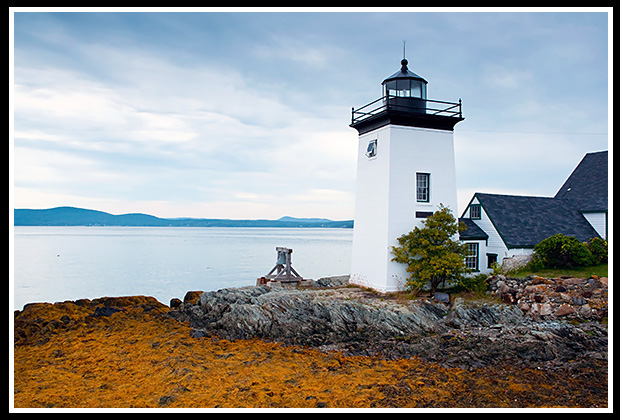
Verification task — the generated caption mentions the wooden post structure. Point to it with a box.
[263,247,303,283]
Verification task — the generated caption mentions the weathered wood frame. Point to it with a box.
[265,247,303,282]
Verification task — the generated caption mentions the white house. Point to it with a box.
[459,150,608,274]
[349,57,464,292]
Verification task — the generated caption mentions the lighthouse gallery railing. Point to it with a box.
[351,95,462,125]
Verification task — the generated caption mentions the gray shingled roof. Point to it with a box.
[474,193,600,248]
[463,151,607,249]
[555,150,608,212]
[459,218,488,241]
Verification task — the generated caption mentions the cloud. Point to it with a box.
[252,34,343,69]
[13,38,358,219]
[12,11,609,221]
[483,65,533,91]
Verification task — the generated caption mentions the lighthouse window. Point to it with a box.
[410,81,422,98]
[385,80,397,97]
[396,79,411,97]
[384,79,427,99]
[416,173,430,202]
[365,139,377,158]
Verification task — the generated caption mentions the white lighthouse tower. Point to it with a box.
[349,56,464,292]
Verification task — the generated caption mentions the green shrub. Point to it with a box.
[490,262,505,276]
[457,273,488,294]
[528,255,545,271]
[587,237,608,264]
[532,234,594,269]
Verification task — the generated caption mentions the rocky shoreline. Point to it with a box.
[13,275,608,408]
[169,275,608,371]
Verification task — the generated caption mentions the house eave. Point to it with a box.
[505,244,536,250]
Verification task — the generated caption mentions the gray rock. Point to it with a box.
[92,306,123,317]
[313,275,350,288]
[186,286,447,348]
[572,296,586,306]
[444,297,524,329]
[434,292,450,304]
[174,283,607,369]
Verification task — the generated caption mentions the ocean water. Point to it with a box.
[12,226,353,310]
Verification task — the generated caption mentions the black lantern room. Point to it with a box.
[351,57,463,135]
[382,58,428,113]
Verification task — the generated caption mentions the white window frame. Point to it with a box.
[416,173,430,203]
[465,242,479,271]
[470,204,481,219]
[365,139,377,158]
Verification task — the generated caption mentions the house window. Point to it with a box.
[365,139,377,158]
[470,204,481,219]
[416,173,430,202]
[465,243,479,271]
[487,253,498,269]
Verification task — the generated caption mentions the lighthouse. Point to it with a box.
[349,56,464,292]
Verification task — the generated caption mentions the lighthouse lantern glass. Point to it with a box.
[396,79,410,97]
[411,80,423,98]
[384,79,426,99]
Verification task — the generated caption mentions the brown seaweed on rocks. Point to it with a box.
[13,280,608,408]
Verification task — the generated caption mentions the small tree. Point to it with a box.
[391,204,470,293]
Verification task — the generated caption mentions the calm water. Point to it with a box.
[12,227,353,310]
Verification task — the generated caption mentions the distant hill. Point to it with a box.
[277,216,334,224]
[14,207,353,228]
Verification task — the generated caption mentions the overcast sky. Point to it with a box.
[10,9,610,220]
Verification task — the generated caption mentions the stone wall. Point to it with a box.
[501,254,533,272]
[488,274,608,321]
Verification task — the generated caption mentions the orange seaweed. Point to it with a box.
[13,296,608,408]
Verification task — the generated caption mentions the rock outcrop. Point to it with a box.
[14,295,169,346]
[170,276,608,370]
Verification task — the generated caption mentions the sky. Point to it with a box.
[10,9,611,220]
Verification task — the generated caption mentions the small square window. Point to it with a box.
[365,139,377,158]
[487,253,498,269]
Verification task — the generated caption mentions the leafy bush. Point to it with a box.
[391,204,470,293]
[528,255,545,271]
[587,237,608,264]
[532,234,594,269]
[457,273,488,294]
[490,262,505,276]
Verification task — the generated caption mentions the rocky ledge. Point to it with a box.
[169,276,607,371]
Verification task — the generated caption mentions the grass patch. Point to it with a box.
[510,263,608,279]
